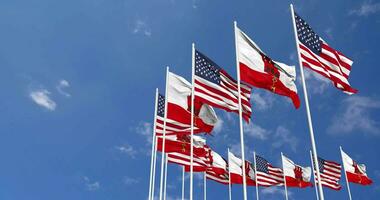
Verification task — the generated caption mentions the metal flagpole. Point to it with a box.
[204,172,207,200]
[281,153,289,200]
[164,155,168,200]
[152,136,158,200]
[148,89,159,200]
[159,67,170,200]
[253,151,259,200]
[182,166,185,200]
[340,146,353,200]
[190,43,195,200]
[289,4,325,200]
[228,148,232,200]
[309,150,320,200]
[233,20,248,200]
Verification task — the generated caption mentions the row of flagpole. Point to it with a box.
[147,4,364,200]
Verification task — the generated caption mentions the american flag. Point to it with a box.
[206,170,229,185]
[314,157,342,190]
[155,94,200,136]
[255,155,284,186]
[194,50,252,122]
[294,12,357,94]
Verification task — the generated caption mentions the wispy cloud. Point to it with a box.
[123,176,140,185]
[244,123,270,140]
[29,89,57,111]
[261,186,293,198]
[83,176,100,191]
[272,126,298,152]
[56,79,71,97]
[324,28,333,40]
[349,1,380,16]
[136,121,153,143]
[115,144,137,158]
[213,118,224,135]
[132,19,152,37]
[251,91,275,111]
[328,96,380,135]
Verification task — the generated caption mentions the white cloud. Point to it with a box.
[29,89,57,111]
[272,126,298,152]
[261,186,293,198]
[349,1,380,16]
[132,19,152,37]
[136,122,153,143]
[213,118,224,134]
[83,176,100,191]
[56,79,71,97]
[123,176,139,185]
[244,123,270,140]
[328,96,380,135]
[251,92,274,111]
[115,144,137,158]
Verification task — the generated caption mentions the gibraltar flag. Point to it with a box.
[341,149,373,185]
[167,72,218,134]
[228,152,256,185]
[282,154,312,188]
[236,27,300,108]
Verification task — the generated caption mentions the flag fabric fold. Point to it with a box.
[255,155,284,187]
[194,50,253,122]
[293,12,357,94]
[228,152,256,185]
[313,156,342,190]
[236,27,300,108]
[341,149,373,185]
[282,155,312,188]
[155,72,219,136]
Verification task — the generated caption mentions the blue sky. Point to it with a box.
[0,0,380,199]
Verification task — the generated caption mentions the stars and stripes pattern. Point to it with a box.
[314,157,342,190]
[194,50,252,122]
[155,94,200,136]
[255,155,284,186]
[294,12,357,94]
[206,171,229,185]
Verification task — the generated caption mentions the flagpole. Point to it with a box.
[148,89,159,200]
[253,151,259,200]
[164,154,168,200]
[159,67,170,200]
[204,172,207,200]
[233,20,248,200]
[281,152,289,200]
[190,43,195,200]
[340,146,353,200]
[228,148,232,200]
[152,136,158,200]
[309,150,320,200]
[182,166,185,200]
[290,4,325,200]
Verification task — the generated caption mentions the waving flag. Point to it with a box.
[155,72,219,136]
[156,135,208,157]
[255,155,284,186]
[228,152,256,185]
[236,27,300,108]
[282,155,312,188]
[341,149,373,185]
[206,170,229,185]
[194,50,252,122]
[293,12,357,94]
[313,156,342,190]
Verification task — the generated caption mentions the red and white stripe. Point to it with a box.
[298,40,357,94]
[315,159,342,190]
[195,70,252,122]
[256,165,284,187]
[206,170,229,185]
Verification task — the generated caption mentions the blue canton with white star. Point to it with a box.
[295,12,322,55]
[157,94,165,117]
[318,157,325,172]
[256,155,269,173]
[195,50,222,85]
